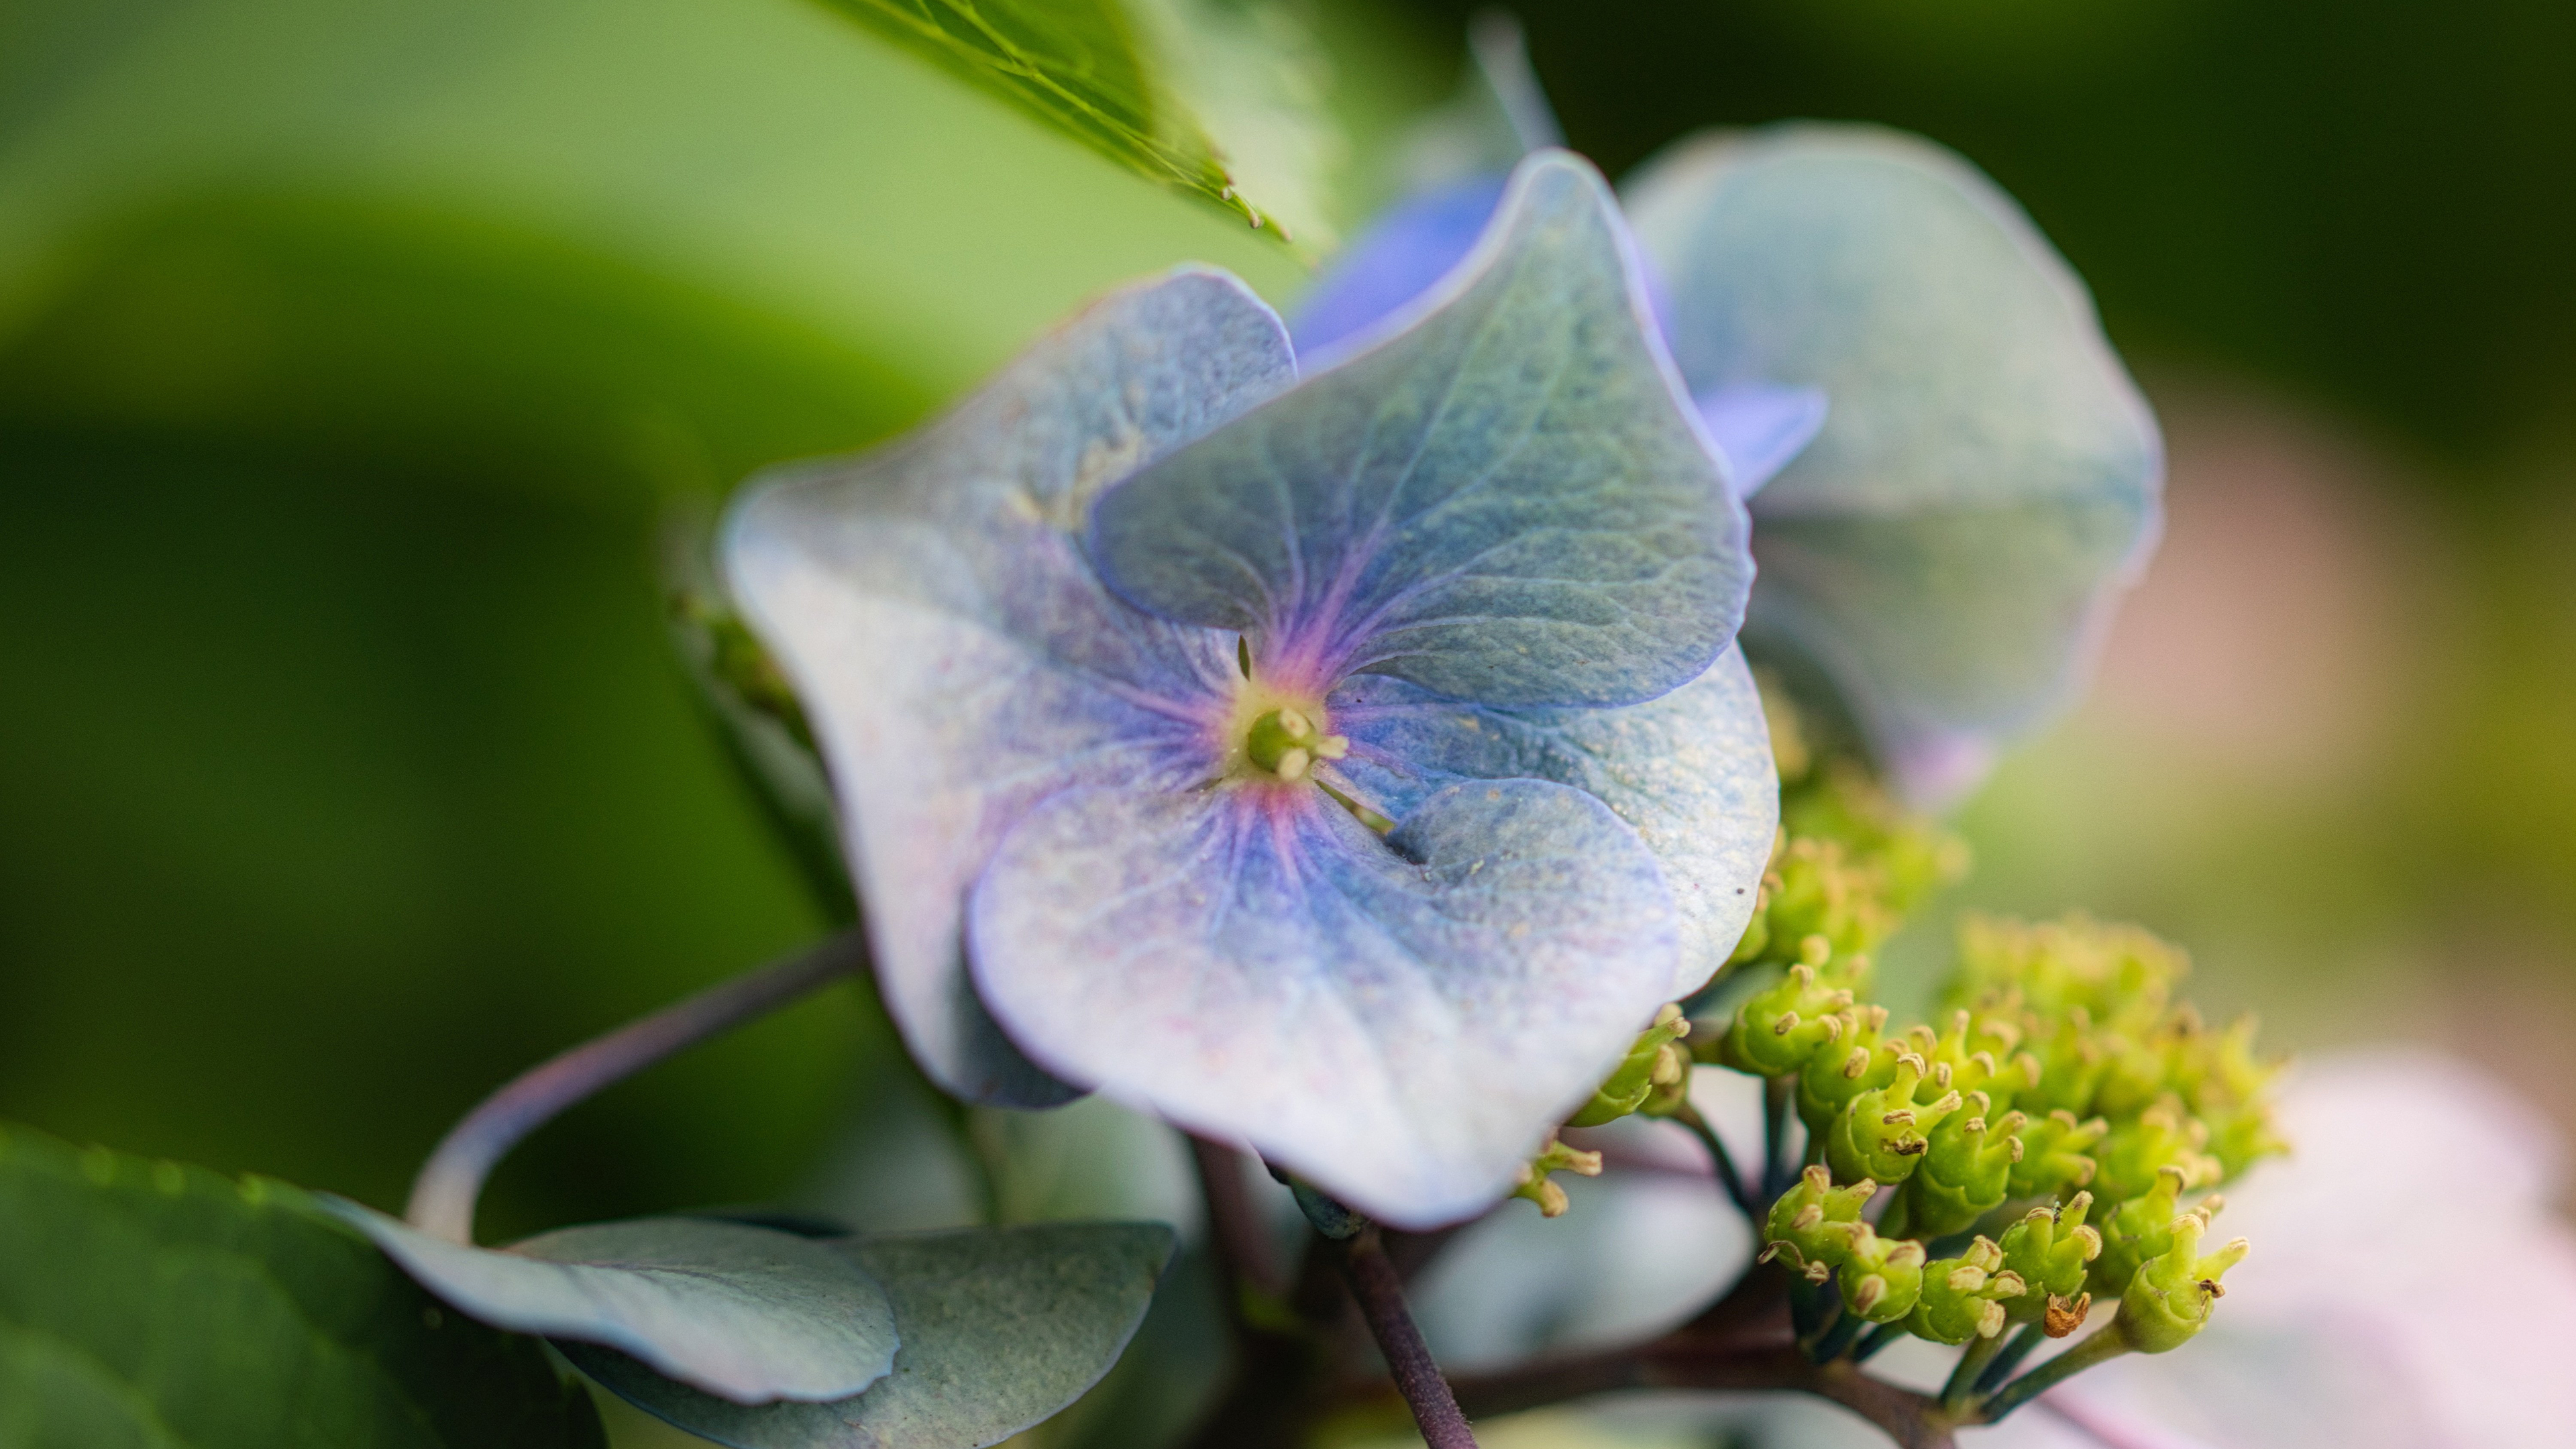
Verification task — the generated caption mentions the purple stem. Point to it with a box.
[405,928,868,1242]
[1335,1227,1480,1449]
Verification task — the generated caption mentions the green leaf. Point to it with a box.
[0,0,1310,496]
[317,1201,902,1406]
[564,1222,1175,1448]
[808,0,1328,240]
[0,1122,603,1449]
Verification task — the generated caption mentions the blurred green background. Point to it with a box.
[3,0,2571,1307]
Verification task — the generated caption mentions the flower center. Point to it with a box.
[1243,706,1348,782]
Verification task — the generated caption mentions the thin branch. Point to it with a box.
[1442,1337,1957,1449]
[1975,1322,2047,1396]
[405,929,867,1242]
[1809,1305,1868,1362]
[1189,1136,1286,1305]
[1335,1227,1480,1449]
[1940,1331,2007,1409]
[1670,1102,1760,1220]
[1762,1076,1796,1204]
[1978,1321,2135,1422]
[1851,1321,1909,1363]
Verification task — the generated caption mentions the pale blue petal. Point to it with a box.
[319,1201,898,1405]
[1625,125,2161,803]
[722,270,1296,1105]
[1289,174,1505,360]
[966,780,1679,1228]
[1695,383,1829,501]
[1089,150,1748,710]
[561,1224,1174,1449]
[1329,645,1777,997]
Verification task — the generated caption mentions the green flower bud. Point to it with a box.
[1714,953,1858,1077]
[1823,1221,1926,1324]
[1796,1006,1901,1138]
[2118,1212,2249,1353]
[1509,1132,1603,1219]
[1755,839,1892,974]
[2089,1024,2181,1120]
[2013,1010,2112,1118]
[1824,1051,1963,1186]
[2089,1166,2220,1297]
[1759,1163,1876,1279]
[2199,1099,2288,1181]
[1945,915,2184,1036]
[2091,1095,2222,1204]
[1996,1191,2102,1327]
[2009,1109,2108,1200]
[1568,1004,1694,1128]
[1921,1010,2042,1111]
[1905,1235,2024,1345]
[2172,1015,2288,1178]
[1896,1091,2025,1238]
[1778,760,1968,919]
[1727,896,1773,967]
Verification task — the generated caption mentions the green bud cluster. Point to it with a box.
[1546,700,2277,1404]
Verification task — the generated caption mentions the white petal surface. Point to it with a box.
[722,270,1295,1104]
[1330,645,1777,996]
[967,780,1680,1228]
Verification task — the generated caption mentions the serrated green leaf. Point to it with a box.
[808,0,1329,241]
[317,1201,901,1407]
[0,1123,603,1449]
[564,1222,1175,1448]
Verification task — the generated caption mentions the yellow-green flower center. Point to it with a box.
[1243,706,1348,782]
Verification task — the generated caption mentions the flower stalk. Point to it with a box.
[405,929,866,1242]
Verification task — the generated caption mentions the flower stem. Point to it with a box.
[1672,1102,1760,1220]
[1978,1320,2136,1423]
[1762,1076,1795,1205]
[1940,1330,2007,1410]
[404,928,867,1242]
[1851,1321,1909,1363]
[1190,1136,1286,1307]
[1809,1305,1868,1362]
[1334,1226,1480,1449]
[1975,1322,2048,1396]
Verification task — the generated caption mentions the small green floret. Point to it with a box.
[1896,1090,2025,1237]
[1906,1236,2023,1345]
[1823,1052,1962,1186]
[1568,1004,1693,1127]
[1996,1193,2102,1329]
[2118,1212,2248,1352]
[1760,1164,1874,1278]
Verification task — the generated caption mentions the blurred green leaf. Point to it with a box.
[0,1122,604,1449]
[809,0,1332,241]
[0,0,1310,491]
[564,1222,1175,1448]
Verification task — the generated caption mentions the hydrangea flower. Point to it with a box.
[724,152,1778,1227]
[1301,54,2161,805]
